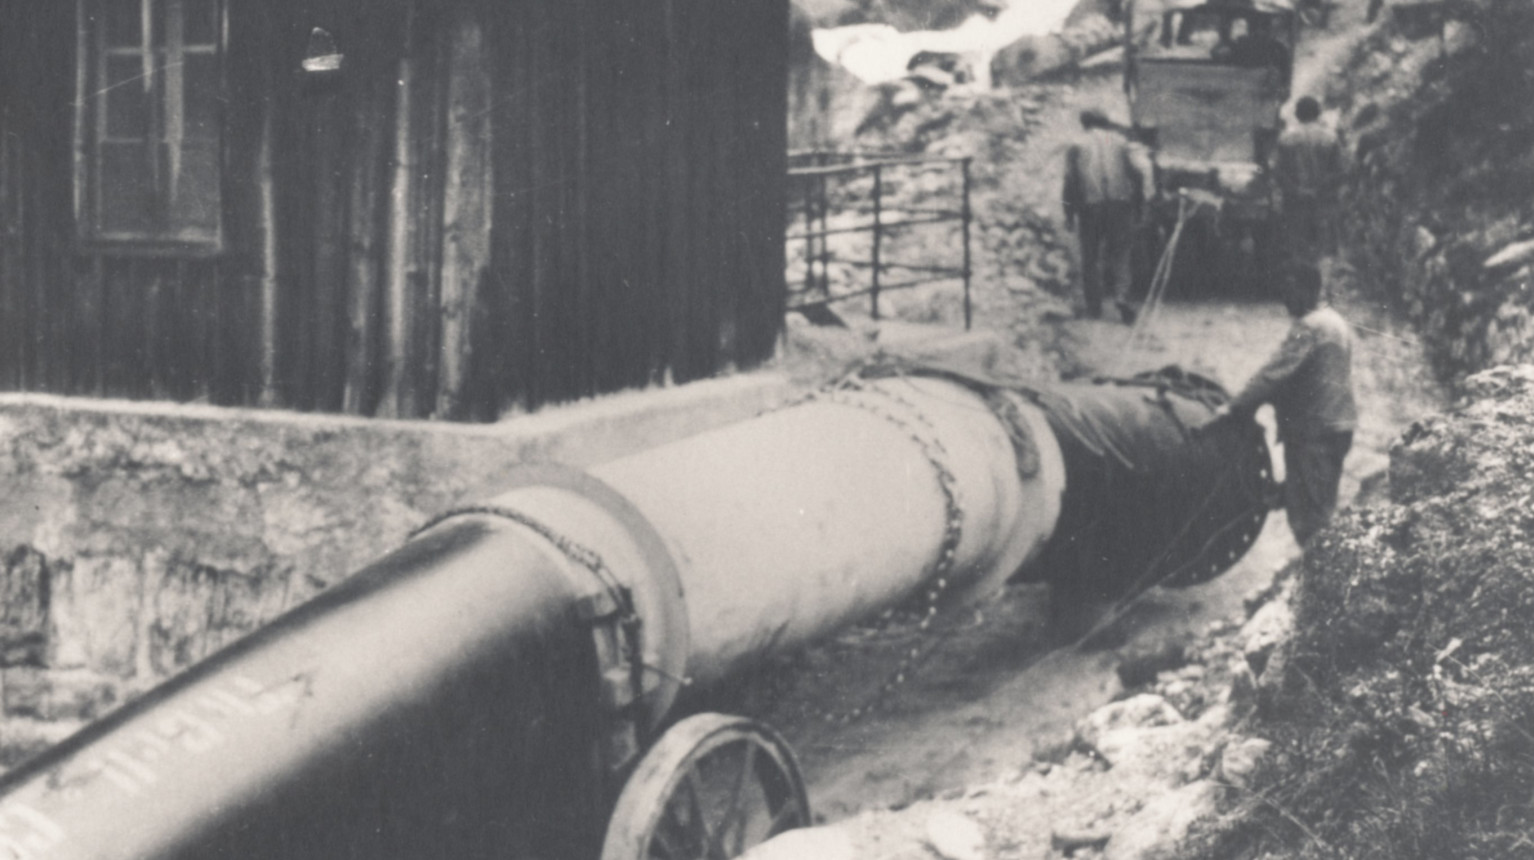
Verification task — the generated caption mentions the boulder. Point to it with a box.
[1075,694,1185,750]
[925,809,988,860]
[737,824,857,860]
[1103,780,1223,860]
[1092,721,1213,784]
[1217,737,1273,789]
[1240,593,1294,678]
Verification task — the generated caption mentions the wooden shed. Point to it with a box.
[0,0,789,420]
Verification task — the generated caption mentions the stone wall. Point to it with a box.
[0,375,793,761]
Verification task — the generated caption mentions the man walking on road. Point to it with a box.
[1063,109,1150,323]
[1208,264,1356,547]
[1274,96,1345,265]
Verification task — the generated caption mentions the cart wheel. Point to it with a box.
[601,713,812,860]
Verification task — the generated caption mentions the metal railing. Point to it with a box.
[786,151,973,329]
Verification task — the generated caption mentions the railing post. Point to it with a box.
[961,157,972,331]
[818,174,831,298]
[801,175,815,297]
[871,164,883,322]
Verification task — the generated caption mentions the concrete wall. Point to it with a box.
[0,374,794,762]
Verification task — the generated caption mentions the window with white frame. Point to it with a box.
[77,0,225,252]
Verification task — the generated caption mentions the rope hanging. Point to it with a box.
[1115,191,1228,375]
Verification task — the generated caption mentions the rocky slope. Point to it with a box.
[1184,364,1534,860]
[1335,0,1534,380]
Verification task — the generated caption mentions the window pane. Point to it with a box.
[82,0,224,249]
[99,141,157,234]
[183,52,218,138]
[183,0,218,45]
[166,138,219,238]
[104,55,151,139]
[103,0,144,48]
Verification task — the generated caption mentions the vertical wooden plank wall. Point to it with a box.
[0,0,788,420]
[482,0,788,412]
[730,0,793,367]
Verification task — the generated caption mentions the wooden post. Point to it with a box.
[414,31,449,418]
[379,7,416,419]
[342,75,390,416]
[817,174,830,297]
[801,175,814,297]
[435,14,492,419]
[257,106,279,407]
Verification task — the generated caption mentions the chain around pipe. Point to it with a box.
[798,377,972,722]
[411,504,628,601]
[409,504,650,702]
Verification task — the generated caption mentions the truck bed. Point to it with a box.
[1130,59,1283,164]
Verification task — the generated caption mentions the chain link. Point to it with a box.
[410,505,646,707]
[799,375,970,722]
[412,504,628,602]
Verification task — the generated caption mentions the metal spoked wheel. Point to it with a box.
[601,713,812,860]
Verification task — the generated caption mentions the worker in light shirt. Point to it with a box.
[1207,263,1356,547]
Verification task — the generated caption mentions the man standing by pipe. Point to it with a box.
[1207,264,1356,546]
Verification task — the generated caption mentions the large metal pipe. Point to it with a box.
[0,368,1267,860]
[497,375,1067,698]
[0,518,611,859]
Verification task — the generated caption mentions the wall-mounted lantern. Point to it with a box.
[302,27,344,74]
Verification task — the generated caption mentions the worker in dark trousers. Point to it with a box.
[1207,264,1356,546]
[1274,96,1345,265]
[1063,109,1149,323]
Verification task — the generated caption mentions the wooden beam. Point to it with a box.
[435,12,492,419]
[257,106,279,407]
[342,75,390,416]
[379,7,416,419]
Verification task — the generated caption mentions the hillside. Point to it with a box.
[1185,364,1534,860]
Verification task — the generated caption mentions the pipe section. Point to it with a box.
[533,375,1065,691]
[0,519,612,860]
[1024,371,1273,600]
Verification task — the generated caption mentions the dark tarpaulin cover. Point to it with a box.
[1032,371,1271,598]
[862,358,1271,598]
